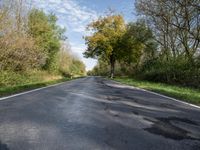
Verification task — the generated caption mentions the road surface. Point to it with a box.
[0,77,200,150]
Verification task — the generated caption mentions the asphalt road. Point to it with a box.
[0,77,200,150]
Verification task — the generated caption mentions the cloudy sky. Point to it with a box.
[32,0,135,71]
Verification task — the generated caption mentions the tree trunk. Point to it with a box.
[110,54,115,78]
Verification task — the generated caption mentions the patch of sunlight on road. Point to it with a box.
[69,92,114,104]
[106,83,140,90]
[0,121,62,145]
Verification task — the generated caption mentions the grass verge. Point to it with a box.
[113,77,200,106]
[0,77,71,97]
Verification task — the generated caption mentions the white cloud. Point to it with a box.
[32,0,98,33]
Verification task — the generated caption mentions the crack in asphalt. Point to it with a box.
[144,117,200,141]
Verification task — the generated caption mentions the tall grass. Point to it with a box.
[0,70,67,97]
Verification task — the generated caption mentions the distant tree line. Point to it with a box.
[85,0,200,88]
[0,0,85,87]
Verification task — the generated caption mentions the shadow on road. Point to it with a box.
[0,141,9,150]
[0,77,200,149]
[90,78,200,141]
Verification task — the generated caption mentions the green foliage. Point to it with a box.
[87,59,110,76]
[28,9,65,71]
[133,0,200,88]
[84,14,126,77]
[88,1,199,91]
[84,14,126,58]
[58,49,72,77]
[0,33,45,71]
[88,20,157,77]
[137,56,200,88]
[0,70,62,87]
[120,21,157,65]
[89,14,200,89]
[0,70,70,97]
[0,1,86,94]
[58,46,86,77]
[69,59,86,76]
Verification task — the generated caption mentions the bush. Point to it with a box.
[0,70,62,87]
[0,33,46,72]
[137,57,200,88]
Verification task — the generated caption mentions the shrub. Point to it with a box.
[137,56,200,88]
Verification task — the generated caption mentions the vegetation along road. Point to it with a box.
[0,0,199,149]
[0,77,200,150]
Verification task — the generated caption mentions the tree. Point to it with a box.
[88,21,157,77]
[0,33,45,71]
[134,0,200,86]
[0,0,45,71]
[28,9,65,71]
[84,14,126,78]
[58,42,86,77]
[70,59,86,76]
[135,0,200,63]
[120,21,157,68]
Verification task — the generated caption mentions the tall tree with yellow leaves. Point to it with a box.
[84,14,126,78]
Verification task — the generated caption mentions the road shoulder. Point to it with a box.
[110,77,200,109]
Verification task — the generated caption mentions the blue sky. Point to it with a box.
[32,0,136,70]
